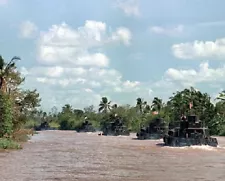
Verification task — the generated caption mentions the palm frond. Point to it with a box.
[98,106,104,112]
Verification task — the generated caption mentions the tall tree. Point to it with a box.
[62,104,73,114]
[99,97,111,113]
[0,55,21,93]
[0,55,41,134]
[216,90,225,101]
[167,87,214,123]
[136,97,143,113]
[151,97,163,112]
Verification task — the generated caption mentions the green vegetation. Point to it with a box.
[0,92,13,137]
[0,55,41,150]
[0,53,225,151]
[32,88,225,136]
[0,138,21,150]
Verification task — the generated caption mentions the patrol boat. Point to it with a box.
[163,115,218,147]
[136,118,168,140]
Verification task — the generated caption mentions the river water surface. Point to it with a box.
[0,131,225,181]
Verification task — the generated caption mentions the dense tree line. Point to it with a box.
[0,55,41,148]
[27,87,225,136]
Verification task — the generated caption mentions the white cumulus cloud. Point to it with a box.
[111,27,132,45]
[172,38,225,59]
[22,61,225,110]
[38,20,132,67]
[21,64,148,110]
[20,19,225,111]
[21,65,143,92]
[20,19,138,110]
[164,62,225,87]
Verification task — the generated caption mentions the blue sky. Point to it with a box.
[1,0,225,111]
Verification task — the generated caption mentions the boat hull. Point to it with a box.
[163,135,218,147]
[102,130,130,136]
[136,132,164,140]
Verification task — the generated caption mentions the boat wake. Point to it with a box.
[189,145,218,151]
[164,145,225,151]
[86,132,97,135]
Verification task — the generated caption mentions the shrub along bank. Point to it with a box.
[0,55,41,150]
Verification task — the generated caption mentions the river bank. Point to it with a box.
[0,129,36,150]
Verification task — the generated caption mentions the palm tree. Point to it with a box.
[0,55,21,93]
[136,97,143,113]
[151,97,163,112]
[216,90,225,101]
[98,97,111,113]
[136,98,151,114]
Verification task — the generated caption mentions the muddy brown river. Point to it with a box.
[0,131,225,181]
